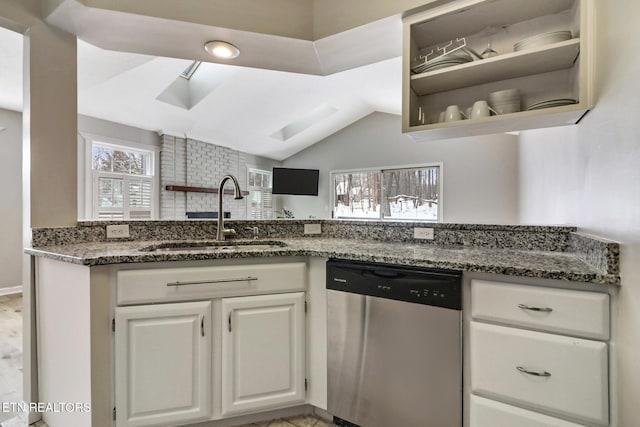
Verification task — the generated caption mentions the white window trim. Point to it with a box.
[329,162,444,222]
[246,166,274,220]
[79,132,160,220]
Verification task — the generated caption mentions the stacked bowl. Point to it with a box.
[488,89,520,115]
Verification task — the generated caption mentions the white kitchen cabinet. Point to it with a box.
[470,395,587,427]
[469,279,611,427]
[402,0,594,141]
[470,322,608,425]
[471,279,609,339]
[115,301,212,427]
[221,292,306,416]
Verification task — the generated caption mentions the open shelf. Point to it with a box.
[402,0,593,139]
[165,185,249,196]
[410,0,576,49]
[411,38,580,96]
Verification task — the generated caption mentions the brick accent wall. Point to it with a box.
[160,135,248,219]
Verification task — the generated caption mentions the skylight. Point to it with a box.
[179,61,202,80]
[271,104,338,141]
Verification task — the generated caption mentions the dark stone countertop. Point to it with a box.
[26,238,620,286]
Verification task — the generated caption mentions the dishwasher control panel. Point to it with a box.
[327,259,462,310]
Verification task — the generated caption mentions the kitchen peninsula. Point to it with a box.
[26,220,620,427]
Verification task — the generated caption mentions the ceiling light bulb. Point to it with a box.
[204,41,240,59]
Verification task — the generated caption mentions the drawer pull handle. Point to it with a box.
[518,304,553,313]
[166,277,258,287]
[200,315,205,337]
[517,366,551,377]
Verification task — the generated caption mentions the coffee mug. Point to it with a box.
[444,105,464,122]
[470,100,497,119]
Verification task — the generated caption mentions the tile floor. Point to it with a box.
[0,294,23,426]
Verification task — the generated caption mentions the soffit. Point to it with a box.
[43,0,444,75]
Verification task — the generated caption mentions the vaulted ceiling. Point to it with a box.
[0,0,434,159]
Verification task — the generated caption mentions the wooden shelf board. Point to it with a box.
[410,39,580,96]
[165,185,249,196]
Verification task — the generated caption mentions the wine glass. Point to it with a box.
[481,41,498,59]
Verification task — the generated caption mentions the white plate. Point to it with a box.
[412,57,472,74]
[514,30,572,52]
[526,98,577,110]
[411,51,472,73]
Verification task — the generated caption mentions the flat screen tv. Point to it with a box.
[272,167,319,196]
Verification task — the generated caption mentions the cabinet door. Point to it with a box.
[221,292,305,416]
[470,322,608,426]
[115,301,212,427]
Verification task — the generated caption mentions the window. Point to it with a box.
[247,168,273,219]
[332,164,442,221]
[91,142,156,219]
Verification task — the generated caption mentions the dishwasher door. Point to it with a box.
[327,290,462,427]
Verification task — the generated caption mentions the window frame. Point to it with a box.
[80,133,160,220]
[330,162,444,222]
[246,166,274,220]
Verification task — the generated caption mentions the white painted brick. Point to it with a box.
[161,135,266,219]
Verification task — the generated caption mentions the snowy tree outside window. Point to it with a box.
[332,164,441,221]
[91,142,155,220]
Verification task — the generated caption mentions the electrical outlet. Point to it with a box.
[106,224,130,239]
[304,223,322,235]
[413,227,434,240]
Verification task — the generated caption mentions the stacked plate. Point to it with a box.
[411,50,473,74]
[526,98,578,111]
[514,30,572,52]
[489,89,521,115]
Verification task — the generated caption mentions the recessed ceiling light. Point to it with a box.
[204,41,240,59]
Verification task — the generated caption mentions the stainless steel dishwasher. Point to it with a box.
[326,259,462,427]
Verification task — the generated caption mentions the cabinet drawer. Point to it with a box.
[470,322,608,426]
[470,395,587,427]
[117,262,306,305]
[471,280,609,339]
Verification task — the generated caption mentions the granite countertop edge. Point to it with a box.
[25,238,620,286]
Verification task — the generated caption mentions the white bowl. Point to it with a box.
[489,89,520,100]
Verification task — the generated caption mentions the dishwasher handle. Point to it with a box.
[367,270,403,279]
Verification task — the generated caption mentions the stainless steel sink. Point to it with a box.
[140,240,287,253]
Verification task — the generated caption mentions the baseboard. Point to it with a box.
[0,286,22,297]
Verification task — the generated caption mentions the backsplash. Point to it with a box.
[570,232,621,275]
[32,219,575,249]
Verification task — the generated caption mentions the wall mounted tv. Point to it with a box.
[272,167,319,196]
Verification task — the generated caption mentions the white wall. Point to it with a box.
[519,125,581,225]
[518,1,640,424]
[0,108,22,290]
[281,112,519,223]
